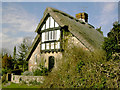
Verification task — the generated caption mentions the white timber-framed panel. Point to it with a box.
[40,16,61,51]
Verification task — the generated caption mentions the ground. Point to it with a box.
[2,82,40,88]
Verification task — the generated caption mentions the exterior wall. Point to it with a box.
[39,52,62,69]
[29,42,41,72]
[28,30,88,72]
[11,74,44,84]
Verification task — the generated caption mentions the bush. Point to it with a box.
[40,46,119,88]
[2,68,7,75]
[33,66,48,76]
[2,74,7,83]
[76,60,85,73]
[22,71,33,76]
[29,80,41,85]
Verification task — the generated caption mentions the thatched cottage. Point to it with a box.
[25,7,104,72]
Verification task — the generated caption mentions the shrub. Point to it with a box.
[76,60,85,73]
[22,71,33,76]
[29,80,41,85]
[40,45,119,88]
[2,74,7,83]
[33,66,48,76]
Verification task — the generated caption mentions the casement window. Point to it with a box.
[41,43,45,50]
[42,32,45,42]
[55,42,60,49]
[51,42,54,49]
[42,30,60,42]
[46,43,49,50]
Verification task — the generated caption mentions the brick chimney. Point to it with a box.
[76,12,88,23]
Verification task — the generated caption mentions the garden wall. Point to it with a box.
[11,74,45,84]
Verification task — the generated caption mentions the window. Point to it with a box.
[41,43,45,50]
[51,42,54,49]
[45,32,48,41]
[46,43,49,49]
[56,30,60,40]
[42,32,45,42]
[41,30,60,42]
[55,42,60,49]
[49,31,52,40]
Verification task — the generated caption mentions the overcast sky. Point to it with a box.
[0,0,119,55]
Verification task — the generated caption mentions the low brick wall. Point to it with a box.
[11,74,45,84]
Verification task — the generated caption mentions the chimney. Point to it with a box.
[76,12,88,23]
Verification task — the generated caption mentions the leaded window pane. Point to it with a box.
[51,42,54,49]
[42,32,45,42]
[56,30,60,40]
[41,43,45,50]
[55,42,60,49]
[46,43,49,49]
[45,32,48,41]
[49,31,51,40]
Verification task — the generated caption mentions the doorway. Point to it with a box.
[48,56,55,71]
[8,73,11,81]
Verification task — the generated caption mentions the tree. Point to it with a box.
[2,54,12,70]
[17,37,32,72]
[0,48,11,58]
[13,46,16,60]
[103,21,120,60]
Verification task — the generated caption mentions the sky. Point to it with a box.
[0,0,119,55]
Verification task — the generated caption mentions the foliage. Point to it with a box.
[29,80,41,85]
[39,46,119,88]
[22,71,33,76]
[102,21,120,60]
[2,74,7,83]
[96,27,103,35]
[33,65,48,76]
[2,54,12,69]
[76,60,85,73]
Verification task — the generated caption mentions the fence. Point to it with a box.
[11,74,45,84]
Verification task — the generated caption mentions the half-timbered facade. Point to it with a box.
[25,7,104,72]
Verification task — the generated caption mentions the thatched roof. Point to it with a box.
[25,7,104,61]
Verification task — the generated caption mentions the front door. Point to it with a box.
[48,56,55,71]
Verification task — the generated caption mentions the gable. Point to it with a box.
[35,7,104,51]
[41,16,59,31]
[25,7,104,61]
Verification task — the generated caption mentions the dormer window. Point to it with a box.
[40,16,61,52]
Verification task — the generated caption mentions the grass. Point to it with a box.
[2,82,40,88]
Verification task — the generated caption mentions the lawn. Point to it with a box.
[2,82,41,88]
